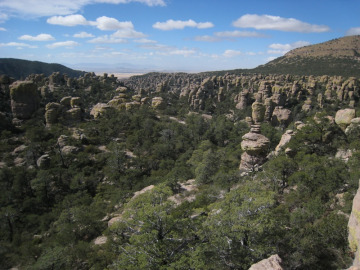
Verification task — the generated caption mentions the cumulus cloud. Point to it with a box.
[73,32,95,38]
[47,14,88,26]
[91,16,134,30]
[233,14,330,33]
[46,40,79,48]
[223,50,242,57]
[18,33,55,41]
[0,0,165,19]
[0,42,37,48]
[112,28,146,38]
[153,19,214,30]
[268,40,310,55]
[0,27,6,31]
[346,27,360,36]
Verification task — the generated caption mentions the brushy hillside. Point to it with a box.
[0,58,85,79]
[202,35,360,77]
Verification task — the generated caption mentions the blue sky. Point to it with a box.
[0,0,359,72]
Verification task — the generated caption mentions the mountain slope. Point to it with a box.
[253,35,360,77]
[0,58,86,79]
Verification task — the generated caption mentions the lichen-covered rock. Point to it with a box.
[36,154,51,169]
[348,180,360,268]
[302,97,312,112]
[45,102,62,127]
[65,108,81,123]
[335,108,356,130]
[251,101,265,124]
[239,125,270,172]
[61,145,80,155]
[249,254,283,270]
[90,103,112,118]
[70,97,81,108]
[271,106,292,127]
[10,81,40,119]
[274,130,294,155]
[60,96,72,108]
[345,117,360,136]
[152,97,165,110]
[125,101,141,111]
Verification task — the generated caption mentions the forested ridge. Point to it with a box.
[1,68,360,270]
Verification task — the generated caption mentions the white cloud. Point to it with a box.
[195,30,266,42]
[215,30,265,38]
[153,19,214,30]
[19,33,55,41]
[233,14,330,33]
[46,40,79,48]
[0,0,165,19]
[194,35,220,42]
[112,28,146,38]
[346,27,360,36]
[0,13,8,22]
[91,16,133,30]
[268,40,310,55]
[73,31,95,38]
[93,0,165,6]
[0,42,37,48]
[157,49,196,57]
[223,50,242,57]
[134,38,157,43]
[88,35,128,43]
[47,14,88,26]
[0,27,6,31]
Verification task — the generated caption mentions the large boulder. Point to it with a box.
[251,101,265,124]
[271,106,292,127]
[90,103,112,118]
[10,81,40,119]
[335,108,356,130]
[36,154,51,169]
[152,97,165,110]
[249,254,283,270]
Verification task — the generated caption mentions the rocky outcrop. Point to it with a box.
[271,106,292,127]
[348,180,360,268]
[335,108,356,131]
[45,102,62,127]
[248,254,283,270]
[239,125,270,172]
[152,97,165,110]
[10,81,40,119]
[90,103,112,118]
[274,129,294,156]
[36,154,51,169]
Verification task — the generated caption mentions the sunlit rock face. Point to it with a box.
[10,81,40,119]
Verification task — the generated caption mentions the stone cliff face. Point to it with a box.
[10,81,40,120]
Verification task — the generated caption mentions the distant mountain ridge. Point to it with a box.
[0,58,86,80]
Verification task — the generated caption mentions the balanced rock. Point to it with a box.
[251,101,265,124]
[10,81,40,119]
[239,125,270,172]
